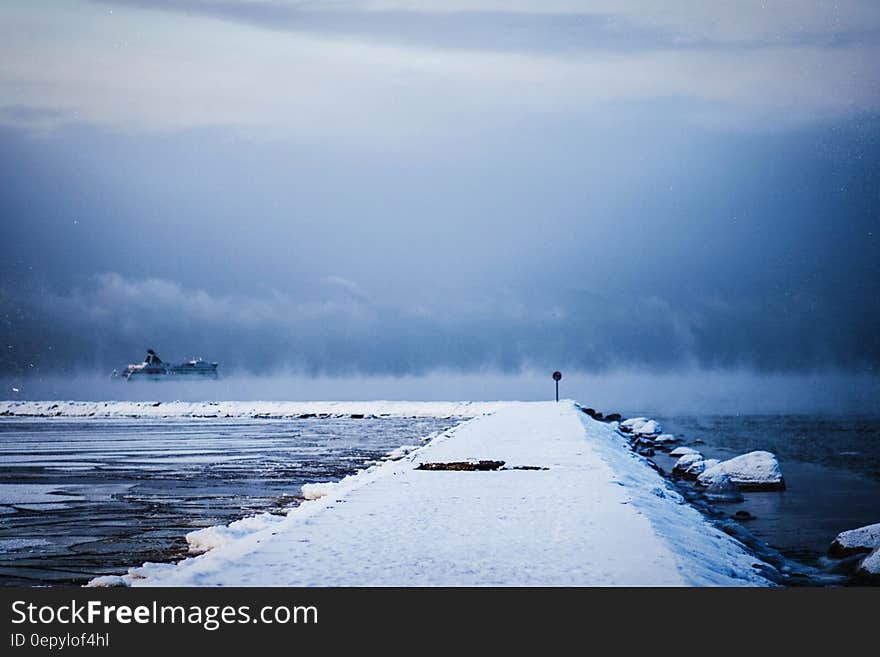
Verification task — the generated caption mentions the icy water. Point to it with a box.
[0,417,456,586]
[651,414,880,568]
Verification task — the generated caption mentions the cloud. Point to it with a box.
[97,1,880,49]
[0,1,877,136]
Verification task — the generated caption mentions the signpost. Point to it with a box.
[552,371,562,402]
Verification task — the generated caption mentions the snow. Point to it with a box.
[672,452,704,475]
[669,446,700,457]
[696,451,785,490]
[634,419,662,435]
[186,514,288,555]
[619,417,662,435]
[92,402,772,587]
[0,400,507,419]
[301,481,342,501]
[859,547,880,577]
[654,434,678,443]
[829,522,880,556]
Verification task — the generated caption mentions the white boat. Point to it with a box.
[111,350,219,381]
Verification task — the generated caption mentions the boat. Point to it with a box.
[111,349,219,381]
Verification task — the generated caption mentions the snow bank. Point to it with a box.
[829,522,880,557]
[0,400,508,419]
[697,451,785,491]
[186,514,288,554]
[301,482,338,501]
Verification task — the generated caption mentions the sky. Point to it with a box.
[1,1,879,407]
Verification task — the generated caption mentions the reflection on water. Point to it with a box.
[0,417,456,586]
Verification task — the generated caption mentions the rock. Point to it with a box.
[619,417,648,433]
[703,474,744,503]
[858,547,880,578]
[686,457,718,478]
[696,451,785,491]
[669,446,701,457]
[733,510,754,521]
[828,522,880,558]
[636,446,655,457]
[633,419,662,435]
[604,413,622,422]
[672,452,704,477]
[654,434,678,443]
[581,408,605,421]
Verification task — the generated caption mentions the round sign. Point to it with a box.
[552,371,562,381]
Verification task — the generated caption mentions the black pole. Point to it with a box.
[555,380,559,402]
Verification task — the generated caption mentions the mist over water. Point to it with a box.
[3,369,878,415]
[1,2,879,413]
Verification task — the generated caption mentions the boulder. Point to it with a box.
[581,407,605,420]
[703,474,744,503]
[672,452,704,477]
[685,457,719,478]
[633,419,662,435]
[828,522,880,558]
[619,417,648,433]
[604,413,622,422]
[696,451,785,491]
[858,547,880,578]
[654,434,678,443]
[669,446,701,457]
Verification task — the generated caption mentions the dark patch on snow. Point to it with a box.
[417,460,505,471]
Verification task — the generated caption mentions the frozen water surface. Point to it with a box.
[0,416,456,585]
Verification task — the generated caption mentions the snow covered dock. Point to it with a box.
[97,402,774,587]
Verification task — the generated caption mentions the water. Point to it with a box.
[650,414,880,568]
[2,413,878,586]
[0,417,456,586]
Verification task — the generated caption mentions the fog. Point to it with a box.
[1,1,878,410]
[3,370,878,416]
